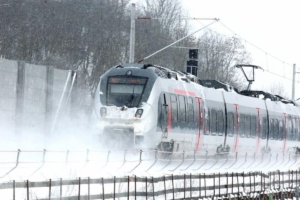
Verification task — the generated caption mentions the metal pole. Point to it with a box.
[129,3,136,63]
[292,64,296,100]
[50,70,72,134]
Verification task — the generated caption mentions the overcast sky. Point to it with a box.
[181,0,300,99]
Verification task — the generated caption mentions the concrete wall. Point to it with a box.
[0,58,73,134]
[0,59,18,133]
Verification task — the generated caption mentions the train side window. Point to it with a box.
[170,94,178,122]
[293,119,298,141]
[194,98,200,125]
[239,114,245,138]
[250,116,257,138]
[262,117,268,139]
[270,119,274,140]
[204,109,209,135]
[187,97,194,122]
[245,115,251,138]
[279,120,284,140]
[291,120,295,141]
[274,119,279,140]
[297,119,300,141]
[298,119,300,141]
[178,95,186,122]
[288,120,293,141]
[210,109,217,135]
[227,112,234,137]
[217,111,224,136]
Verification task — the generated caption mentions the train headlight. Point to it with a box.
[100,107,107,117]
[135,109,143,118]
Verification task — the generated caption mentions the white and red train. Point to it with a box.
[94,63,300,155]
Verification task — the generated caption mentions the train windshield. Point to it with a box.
[106,76,148,107]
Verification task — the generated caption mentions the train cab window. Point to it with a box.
[107,76,147,107]
[227,112,234,137]
[210,109,217,135]
[178,95,186,122]
[217,111,224,136]
[187,97,194,122]
[250,116,257,137]
[170,94,178,122]
[262,117,268,139]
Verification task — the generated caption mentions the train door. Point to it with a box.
[255,108,261,153]
[159,93,170,135]
[283,113,287,152]
[194,97,203,152]
[233,104,239,153]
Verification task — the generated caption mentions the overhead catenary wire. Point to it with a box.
[192,19,299,84]
[138,19,219,63]
[216,20,300,84]
[218,21,294,67]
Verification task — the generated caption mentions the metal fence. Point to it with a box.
[0,170,299,199]
[1,148,300,187]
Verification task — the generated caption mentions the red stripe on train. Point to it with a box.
[174,89,195,96]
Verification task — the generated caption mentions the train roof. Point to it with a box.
[114,63,298,107]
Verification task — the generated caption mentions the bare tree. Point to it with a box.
[196,31,251,90]
[267,82,289,99]
[135,0,195,70]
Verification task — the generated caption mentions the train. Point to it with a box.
[94,63,300,155]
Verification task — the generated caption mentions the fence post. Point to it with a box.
[127,176,130,200]
[146,176,148,199]
[204,173,207,198]
[152,177,155,199]
[134,175,137,200]
[226,172,228,196]
[13,180,15,200]
[49,179,51,200]
[113,176,116,200]
[199,173,201,198]
[26,180,29,200]
[102,177,105,200]
[164,175,166,200]
[218,173,221,198]
[249,172,252,194]
[78,177,81,200]
[236,173,240,198]
[88,177,90,200]
[190,173,192,198]
[172,174,175,199]
[60,178,62,200]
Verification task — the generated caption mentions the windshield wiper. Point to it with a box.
[127,86,135,107]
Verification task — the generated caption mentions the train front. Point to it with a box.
[94,64,158,149]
